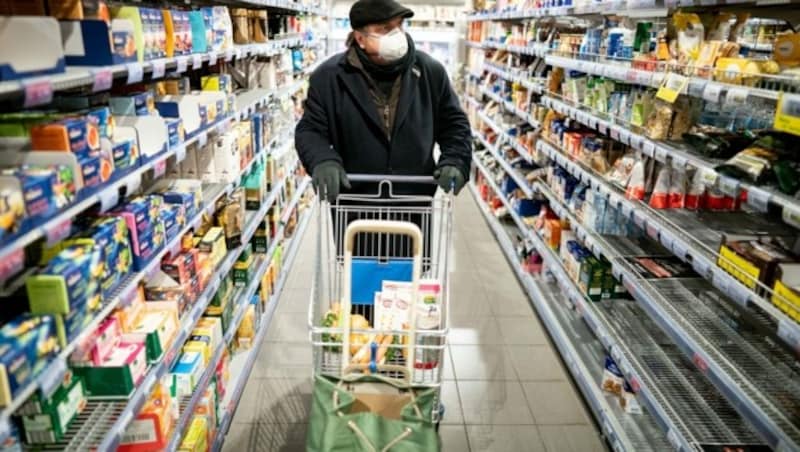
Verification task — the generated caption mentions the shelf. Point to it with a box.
[469,177,676,451]
[0,77,308,279]
[544,54,790,102]
[538,95,800,336]
[472,128,534,197]
[27,162,291,451]
[532,138,800,449]
[0,36,320,108]
[476,85,541,131]
[211,202,314,452]
[483,63,543,94]
[474,157,772,450]
[475,106,534,163]
[237,0,328,15]
[466,40,549,57]
[465,0,738,21]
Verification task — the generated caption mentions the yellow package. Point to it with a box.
[236,305,256,350]
[715,58,762,85]
[774,32,800,68]
[179,416,208,452]
[673,12,704,60]
[183,340,211,366]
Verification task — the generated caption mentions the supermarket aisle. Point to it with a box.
[221,194,606,451]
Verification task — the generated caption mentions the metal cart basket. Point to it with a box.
[307,175,453,451]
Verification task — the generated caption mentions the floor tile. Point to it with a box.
[221,423,252,452]
[440,380,464,424]
[450,344,517,380]
[466,425,547,452]
[496,317,549,345]
[538,425,606,452]
[266,312,309,343]
[521,381,591,425]
[231,373,262,423]
[443,346,456,380]
[440,425,471,452]
[252,342,313,379]
[508,345,568,381]
[275,289,313,314]
[449,316,503,345]
[252,378,313,424]
[458,380,535,425]
[250,423,308,452]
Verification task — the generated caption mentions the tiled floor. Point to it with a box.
[221,193,607,451]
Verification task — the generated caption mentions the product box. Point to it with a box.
[164,117,185,149]
[115,115,168,161]
[145,271,188,311]
[179,415,208,452]
[54,303,92,347]
[112,138,139,171]
[196,317,223,348]
[772,263,800,321]
[0,17,65,81]
[162,251,195,285]
[90,317,122,366]
[201,74,232,94]
[27,244,103,314]
[111,6,145,62]
[126,301,179,363]
[198,227,227,267]
[72,340,146,397]
[118,383,173,451]
[159,190,197,221]
[0,315,60,407]
[113,287,146,332]
[19,373,86,444]
[183,336,211,366]
[170,351,203,398]
[29,117,99,156]
[188,11,207,54]
[233,252,254,287]
[718,240,795,291]
[63,216,132,298]
[155,96,202,136]
[579,255,606,302]
[110,92,155,117]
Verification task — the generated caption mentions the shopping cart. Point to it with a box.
[307,175,453,452]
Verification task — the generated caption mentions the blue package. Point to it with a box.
[350,258,413,305]
[112,139,139,171]
[165,118,184,148]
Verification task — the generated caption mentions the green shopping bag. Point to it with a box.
[307,374,440,452]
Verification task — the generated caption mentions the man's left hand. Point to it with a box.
[434,166,466,195]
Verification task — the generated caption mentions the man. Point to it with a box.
[295,0,472,201]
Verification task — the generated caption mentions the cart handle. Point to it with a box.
[347,174,436,185]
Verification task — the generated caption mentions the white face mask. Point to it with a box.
[373,28,408,62]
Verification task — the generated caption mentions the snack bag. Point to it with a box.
[649,165,671,209]
[601,356,624,396]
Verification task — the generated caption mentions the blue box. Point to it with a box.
[112,139,139,171]
[0,315,59,405]
[161,191,196,220]
[159,205,180,241]
[165,118,184,148]
[77,153,103,189]
[130,220,165,270]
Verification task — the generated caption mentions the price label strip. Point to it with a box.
[151,59,166,79]
[126,63,144,84]
[746,186,771,213]
[22,80,53,108]
[91,68,113,92]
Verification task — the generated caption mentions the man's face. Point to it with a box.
[354,16,405,64]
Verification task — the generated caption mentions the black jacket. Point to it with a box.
[295,49,472,195]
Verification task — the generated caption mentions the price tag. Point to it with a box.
[37,359,67,397]
[637,71,653,86]
[23,80,53,108]
[151,59,166,79]
[646,223,660,240]
[656,73,688,103]
[126,63,144,84]
[692,352,709,373]
[700,168,719,188]
[650,72,666,87]
[746,187,771,213]
[44,218,72,246]
[629,134,643,150]
[774,92,800,136]
[225,48,235,61]
[777,318,800,352]
[235,48,243,59]
[174,144,187,163]
[642,140,655,157]
[123,172,142,196]
[610,126,620,141]
[672,240,688,260]
[687,78,707,98]
[98,186,121,212]
[620,201,633,220]
[192,53,203,69]
[660,229,675,250]
[725,87,748,106]
[692,257,711,278]
[702,82,722,103]
[718,176,740,197]
[91,68,113,92]
[175,56,188,74]
[782,203,800,229]
[589,117,598,130]
[597,121,608,135]
[0,248,24,282]
[618,129,630,145]
[653,145,668,163]
[671,154,688,169]
[153,159,167,178]
[608,192,622,208]
[633,210,646,229]
[197,131,208,148]
[209,52,218,66]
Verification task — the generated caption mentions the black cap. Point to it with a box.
[349,0,414,30]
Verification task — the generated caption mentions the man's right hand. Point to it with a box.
[312,161,351,202]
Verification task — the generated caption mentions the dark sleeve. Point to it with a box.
[295,72,343,174]
[433,63,472,178]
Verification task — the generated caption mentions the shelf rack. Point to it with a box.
[532,136,800,450]
[472,129,534,197]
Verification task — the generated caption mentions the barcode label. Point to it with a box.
[120,419,157,445]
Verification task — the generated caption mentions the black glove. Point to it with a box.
[312,161,350,202]
[434,166,466,195]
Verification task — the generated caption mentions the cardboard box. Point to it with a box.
[19,373,86,444]
[72,340,146,397]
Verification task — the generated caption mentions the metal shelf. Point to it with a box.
[534,175,800,450]
[483,63,543,94]
[466,40,549,57]
[534,120,800,354]
[470,180,674,451]
[476,85,542,132]
[475,106,535,163]
[472,129,534,198]
[0,37,320,108]
[35,169,292,452]
[211,203,314,452]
